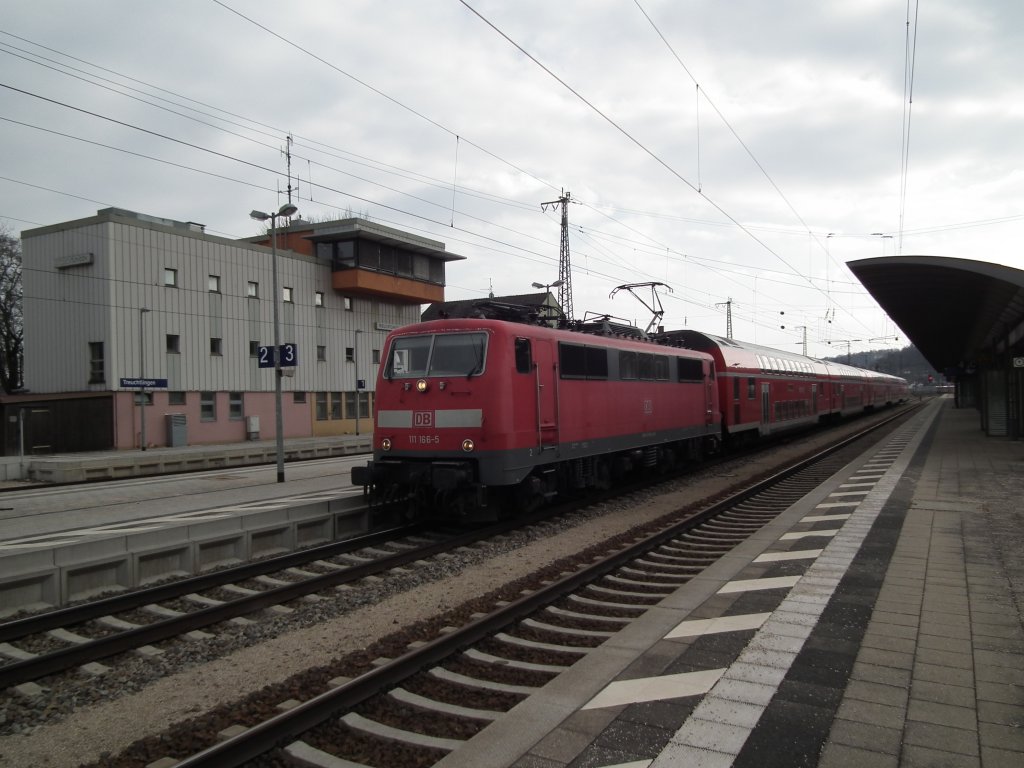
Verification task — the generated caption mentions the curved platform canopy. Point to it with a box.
[847,256,1024,375]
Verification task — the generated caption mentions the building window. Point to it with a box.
[200,391,216,421]
[249,341,260,357]
[315,291,324,307]
[331,392,342,420]
[345,347,354,363]
[169,391,186,405]
[208,274,220,293]
[345,391,371,419]
[210,337,223,356]
[247,281,259,298]
[372,348,381,364]
[293,391,307,404]
[317,345,326,362]
[229,392,243,419]
[163,268,178,287]
[344,296,352,311]
[167,334,180,354]
[315,392,328,421]
[88,341,105,384]
[283,286,294,303]
[133,391,153,406]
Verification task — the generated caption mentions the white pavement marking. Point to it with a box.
[754,549,823,563]
[666,613,772,640]
[717,576,802,594]
[583,668,726,710]
[779,529,840,540]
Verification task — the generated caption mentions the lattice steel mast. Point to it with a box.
[541,191,573,321]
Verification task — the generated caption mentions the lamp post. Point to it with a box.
[354,328,362,437]
[531,279,563,321]
[249,202,298,483]
[139,307,150,451]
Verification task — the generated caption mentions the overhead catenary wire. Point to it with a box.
[898,0,921,256]
[0,12,903,347]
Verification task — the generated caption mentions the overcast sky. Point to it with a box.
[2,0,1021,359]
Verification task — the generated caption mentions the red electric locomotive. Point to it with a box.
[351,317,721,520]
[656,330,908,442]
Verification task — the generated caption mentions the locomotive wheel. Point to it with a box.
[513,475,545,514]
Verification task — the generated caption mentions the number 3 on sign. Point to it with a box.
[280,343,298,367]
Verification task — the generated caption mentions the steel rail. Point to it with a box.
[0,515,536,688]
[0,520,419,643]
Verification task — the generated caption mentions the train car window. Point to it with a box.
[654,355,670,380]
[430,332,487,376]
[733,377,740,400]
[559,343,587,378]
[620,351,638,380]
[748,377,756,398]
[638,353,654,380]
[677,357,703,382]
[586,347,609,379]
[515,338,532,373]
[559,343,608,379]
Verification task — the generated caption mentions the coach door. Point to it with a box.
[761,382,771,431]
[533,339,560,449]
[811,383,818,415]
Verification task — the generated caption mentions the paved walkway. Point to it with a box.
[815,403,1024,767]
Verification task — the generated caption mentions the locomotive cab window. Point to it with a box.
[385,332,487,378]
[515,338,532,373]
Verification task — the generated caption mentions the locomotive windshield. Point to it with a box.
[386,332,488,378]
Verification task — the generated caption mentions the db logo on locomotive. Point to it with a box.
[414,411,434,427]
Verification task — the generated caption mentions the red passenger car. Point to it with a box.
[352,318,720,520]
[657,330,907,442]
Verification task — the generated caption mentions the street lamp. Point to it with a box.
[531,279,563,321]
[249,202,298,483]
[139,307,150,451]
[354,329,362,437]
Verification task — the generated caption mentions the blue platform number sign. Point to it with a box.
[280,343,297,367]
[257,344,298,368]
[257,345,275,368]
[357,379,366,390]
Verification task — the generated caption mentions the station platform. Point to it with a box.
[440,398,1024,768]
[1,433,372,485]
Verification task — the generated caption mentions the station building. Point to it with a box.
[12,208,463,453]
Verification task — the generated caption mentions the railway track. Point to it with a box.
[0,519,540,689]
[88,407,916,768]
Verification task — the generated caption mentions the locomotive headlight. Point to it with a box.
[381,438,392,451]
[461,439,475,452]
[416,379,429,393]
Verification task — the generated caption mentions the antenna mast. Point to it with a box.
[541,190,573,321]
[283,134,297,206]
[715,297,734,339]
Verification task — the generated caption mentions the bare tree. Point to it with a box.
[0,224,23,393]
